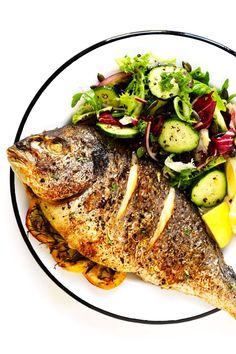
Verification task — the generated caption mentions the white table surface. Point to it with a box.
[1,1,236,353]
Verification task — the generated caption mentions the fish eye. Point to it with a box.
[49,141,63,153]
[46,137,66,154]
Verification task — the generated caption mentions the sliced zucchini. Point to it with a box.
[191,170,227,207]
[96,123,139,138]
[94,86,119,107]
[148,66,182,100]
[158,118,199,153]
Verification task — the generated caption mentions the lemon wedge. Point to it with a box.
[148,187,176,250]
[229,196,236,235]
[225,157,236,199]
[202,201,232,248]
[116,154,138,220]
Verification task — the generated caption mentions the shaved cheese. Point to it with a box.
[148,187,176,250]
[119,115,133,126]
[116,155,138,220]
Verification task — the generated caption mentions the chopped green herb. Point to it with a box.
[136,146,146,158]
[184,228,190,236]
[111,183,118,192]
[159,72,174,92]
[141,228,147,234]
[184,270,190,281]
[137,119,147,136]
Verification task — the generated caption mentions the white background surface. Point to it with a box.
[1,1,236,353]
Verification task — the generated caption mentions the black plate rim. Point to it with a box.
[10,29,236,324]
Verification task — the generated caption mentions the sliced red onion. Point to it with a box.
[135,97,148,104]
[97,72,131,87]
[145,121,158,161]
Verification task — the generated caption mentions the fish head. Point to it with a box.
[7,124,109,201]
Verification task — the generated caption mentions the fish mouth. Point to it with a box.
[7,146,28,166]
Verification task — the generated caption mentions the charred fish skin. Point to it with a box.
[7,124,236,319]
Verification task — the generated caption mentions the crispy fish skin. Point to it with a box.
[7,124,236,318]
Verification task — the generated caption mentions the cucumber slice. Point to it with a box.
[96,123,139,139]
[148,66,182,100]
[94,86,119,107]
[158,119,199,153]
[191,170,226,207]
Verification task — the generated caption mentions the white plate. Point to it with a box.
[10,30,236,324]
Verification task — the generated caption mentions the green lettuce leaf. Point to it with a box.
[169,156,226,190]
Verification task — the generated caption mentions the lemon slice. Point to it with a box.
[229,196,236,235]
[202,201,232,248]
[225,158,236,199]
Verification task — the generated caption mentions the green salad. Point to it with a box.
[71,53,236,209]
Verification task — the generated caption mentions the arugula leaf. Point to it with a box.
[71,92,83,108]
[169,168,197,189]
[169,156,226,190]
[203,156,226,171]
[220,78,229,93]
[190,67,210,85]
[212,88,226,112]
[228,93,236,102]
[192,80,211,96]
[81,90,103,111]
[71,89,103,112]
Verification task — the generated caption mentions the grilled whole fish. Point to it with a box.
[7,124,236,318]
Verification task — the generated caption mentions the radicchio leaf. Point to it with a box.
[211,106,236,155]
[98,112,121,126]
[151,115,165,136]
[193,92,216,130]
